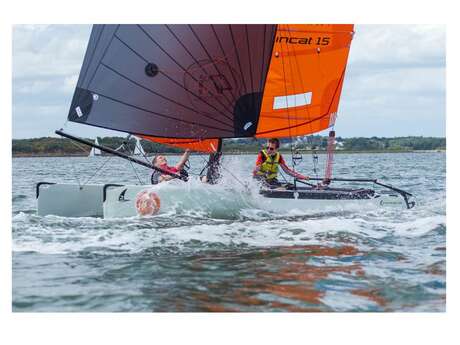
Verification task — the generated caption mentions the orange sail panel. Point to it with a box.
[140,136,220,153]
[256,24,354,138]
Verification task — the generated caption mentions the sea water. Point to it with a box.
[12,152,446,311]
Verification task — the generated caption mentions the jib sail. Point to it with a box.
[255,24,354,138]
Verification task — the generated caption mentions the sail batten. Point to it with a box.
[68,24,277,141]
[255,24,354,138]
[68,24,353,148]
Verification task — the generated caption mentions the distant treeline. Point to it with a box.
[12,135,446,156]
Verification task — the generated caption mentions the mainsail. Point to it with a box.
[68,24,353,152]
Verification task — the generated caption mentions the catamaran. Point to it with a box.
[36,24,415,218]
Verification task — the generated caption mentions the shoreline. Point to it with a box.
[12,149,445,158]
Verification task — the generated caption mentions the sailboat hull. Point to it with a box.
[36,182,409,218]
[258,187,406,212]
[36,183,105,217]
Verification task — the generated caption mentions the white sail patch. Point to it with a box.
[75,106,83,117]
[244,122,253,130]
[273,92,312,110]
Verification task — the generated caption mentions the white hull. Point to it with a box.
[36,181,409,218]
[36,183,105,217]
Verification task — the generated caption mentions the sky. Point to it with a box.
[12,24,446,139]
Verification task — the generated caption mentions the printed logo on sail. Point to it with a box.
[275,36,331,46]
[184,59,242,113]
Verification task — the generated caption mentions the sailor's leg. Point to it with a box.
[205,152,222,184]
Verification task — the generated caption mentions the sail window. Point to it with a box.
[273,92,312,110]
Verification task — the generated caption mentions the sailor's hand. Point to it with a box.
[302,175,310,180]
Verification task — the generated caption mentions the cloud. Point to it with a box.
[333,24,446,137]
[13,25,91,78]
[349,25,445,69]
[12,24,446,139]
[13,25,94,138]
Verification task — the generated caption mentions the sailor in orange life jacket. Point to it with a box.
[253,138,309,187]
[151,149,190,184]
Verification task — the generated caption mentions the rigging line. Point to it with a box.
[220,164,248,190]
[325,67,347,115]
[83,155,114,186]
[86,25,121,91]
[68,136,93,153]
[137,24,236,118]
[228,25,248,96]
[197,154,211,176]
[278,169,290,184]
[278,37,296,178]
[244,25,256,116]
[67,139,90,187]
[184,25,239,109]
[115,35,237,122]
[88,91,235,134]
[285,25,303,134]
[287,25,315,137]
[284,25,309,173]
[70,159,82,188]
[100,62,234,129]
[284,26,299,145]
[278,36,294,148]
[126,157,144,185]
[280,32,298,172]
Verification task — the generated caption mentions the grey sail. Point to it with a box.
[68,24,277,139]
